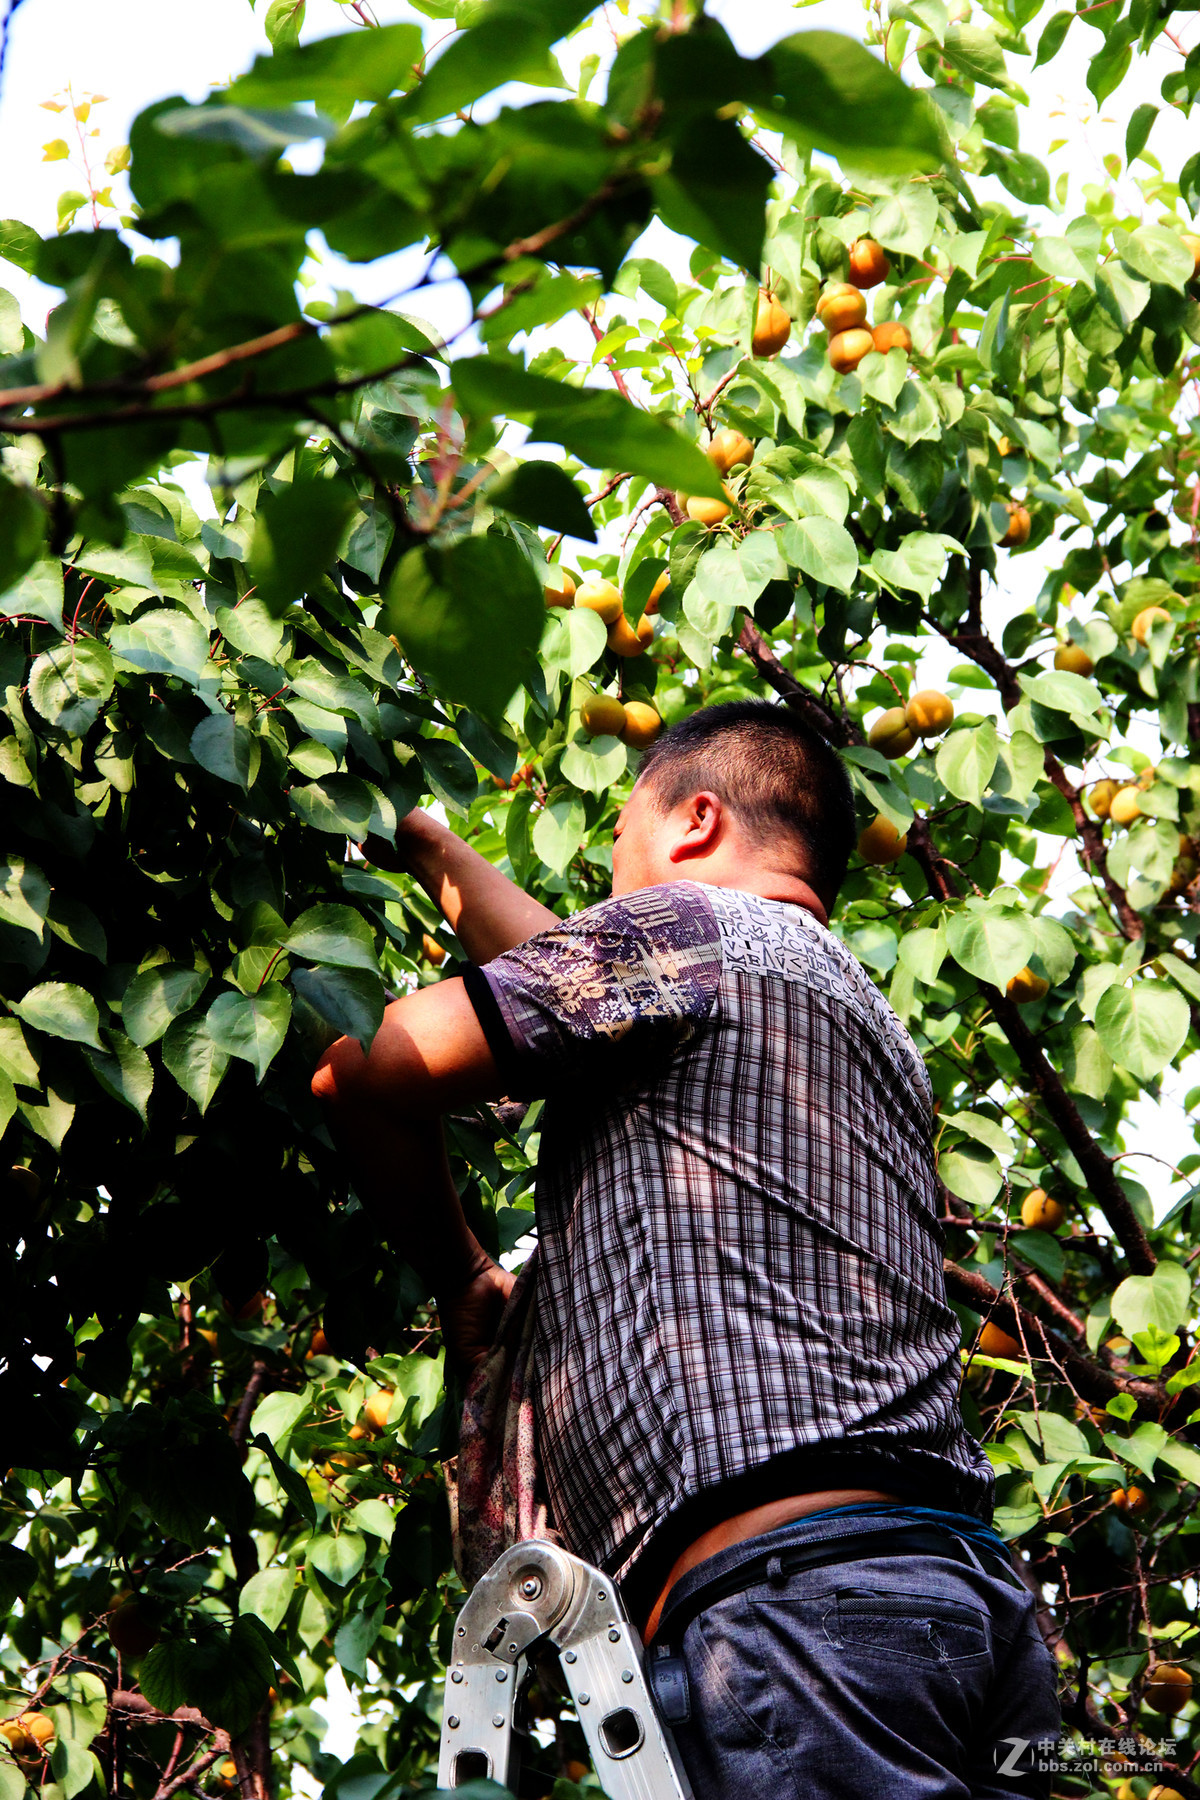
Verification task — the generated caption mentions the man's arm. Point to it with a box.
[312,977,514,1372]
[364,810,557,964]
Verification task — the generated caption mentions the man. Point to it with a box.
[313,699,1061,1798]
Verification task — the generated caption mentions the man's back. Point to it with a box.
[466,878,995,1602]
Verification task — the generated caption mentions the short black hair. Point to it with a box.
[634,699,856,907]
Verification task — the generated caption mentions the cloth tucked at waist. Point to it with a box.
[442,1250,558,1592]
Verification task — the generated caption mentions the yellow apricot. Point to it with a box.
[1053,642,1094,676]
[751,290,791,357]
[868,708,917,760]
[1132,605,1172,645]
[575,579,623,624]
[620,702,662,749]
[1006,966,1049,1004]
[904,689,954,737]
[857,816,908,864]
[1108,786,1142,826]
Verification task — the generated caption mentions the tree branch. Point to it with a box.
[945,1261,1162,1411]
[928,568,1143,941]
[737,617,856,745]
[985,987,1157,1274]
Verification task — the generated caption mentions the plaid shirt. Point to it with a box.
[464,880,994,1601]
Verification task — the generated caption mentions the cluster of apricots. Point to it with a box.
[673,425,757,527]
[1089,763,1159,830]
[316,1380,398,1479]
[857,688,956,866]
[0,1713,54,1763]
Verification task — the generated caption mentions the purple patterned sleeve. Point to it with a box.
[465,882,723,1091]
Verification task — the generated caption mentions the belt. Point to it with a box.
[654,1521,1024,1651]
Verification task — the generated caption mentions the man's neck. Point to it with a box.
[666,867,829,928]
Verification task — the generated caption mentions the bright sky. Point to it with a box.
[2,0,1199,1743]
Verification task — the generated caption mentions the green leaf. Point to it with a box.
[386,536,544,723]
[532,795,587,874]
[0,856,50,939]
[352,1498,397,1542]
[939,22,1024,98]
[140,1619,272,1735]
[1017,668,1104,719]
[229,22,425,108]
[0,1018,40,1087]
[248,480,354,615]
[240,1565,295,1633]
[12,981,103,1049]
[28,639,114,733]
[936,721,999,808]
[286,904,378,971]
[84,1032,154,1121]
[561,733,627,796]
[49,1739,94,1800]
[870,531,957,602]
[207,987,292,1082]
[488,461,596,541]
[0,1070,16,1140]
[946,905,1034,988]
[216,597,288,662]
[122,965,206,1046]
[541,607,606,679]
[156,103,338,154]
[653,115,771,275]
[162,1012,230,1112]
[1116,224,1195,293]
[251,1432,317,1527]
[0,217,42,274]
[1112,1261,1193,1339]
[945,1112,1011,1160]
[779,517,857,593]
[938,1147,1002,1208]
[110,609,212,686]
[307,1530,367,1587]
[288,774,376,837]
[264,0,305,50]
[190,713,254,788]
[1126,102,1157,165]
[1157,1438,1200,1486]
[868,186,939,259]
[451,358,726,501]
[0,477,45,597]
[1094,981,1189,1080]
[292,965,385,1052]
[1,557,64,630]
[404,0,592,123]
[1034,10,1072,66]
[759,31,945,174]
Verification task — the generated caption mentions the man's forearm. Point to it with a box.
[325,1101,489,1299]
[376,812,557,963]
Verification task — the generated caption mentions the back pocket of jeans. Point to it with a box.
[831,1589,991,1665]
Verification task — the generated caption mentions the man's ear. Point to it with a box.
[666,791,724,863]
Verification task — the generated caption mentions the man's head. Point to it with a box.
[611,700,855,912]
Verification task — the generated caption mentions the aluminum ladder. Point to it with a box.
[438,1537,693,1798]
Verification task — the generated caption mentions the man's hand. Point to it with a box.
[354,808,559,965]
[439,1259,517,1376]
[357,809,439,877]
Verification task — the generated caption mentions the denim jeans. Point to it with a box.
[652,1504,1062,1799]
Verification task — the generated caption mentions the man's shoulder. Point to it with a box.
[704,888,934,1107]
[558,880,723,947]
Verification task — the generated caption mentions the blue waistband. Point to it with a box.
[768,1500,1010,1560]
[658,1497,1014,1627]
